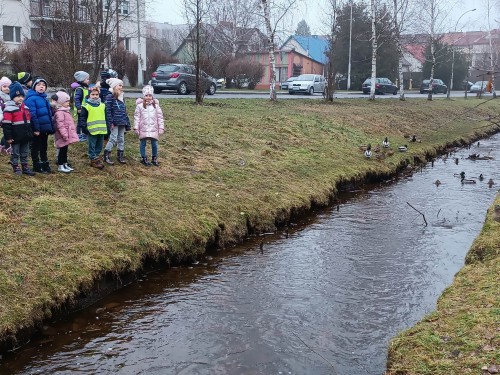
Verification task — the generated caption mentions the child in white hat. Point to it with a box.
[133,85,164,166]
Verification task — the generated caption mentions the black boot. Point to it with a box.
[21,163,36,176]
[33,162,47,174]
[140,156,151,167]
[103,150,114,165]
[117,150,127,164]
[42,161,52,173]
[151,156,159,167]
[12,163,22,175]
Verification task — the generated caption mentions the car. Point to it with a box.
[151,63,217,95]
[280,76,298,90]
[288,74,326,95]
[470,80,490,93]
[419,79,447,94]
[463,80,473,91]
[216,78,225,88]
[362,77,398,95]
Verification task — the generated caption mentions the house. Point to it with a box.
[280,35,329,66]
[145,21,190,54]
[0,0,146,79]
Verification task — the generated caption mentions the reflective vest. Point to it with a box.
[82,102,107,135]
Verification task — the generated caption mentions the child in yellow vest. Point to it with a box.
[80,86,107,169]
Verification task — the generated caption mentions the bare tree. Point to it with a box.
[393,0,412,100]
[257,0,301,101]
[324,0,342,102]
[369,0,378,100]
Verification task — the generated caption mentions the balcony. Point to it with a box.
[30,0,91,22]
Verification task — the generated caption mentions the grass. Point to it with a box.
[0,97,498,351]
[386,192,500,374]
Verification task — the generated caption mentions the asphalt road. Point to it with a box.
[126,89,486,100]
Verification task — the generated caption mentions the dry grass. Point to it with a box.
[0,97,498,349]
[386,193,500,375]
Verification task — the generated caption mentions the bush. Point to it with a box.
[225,59,263,89]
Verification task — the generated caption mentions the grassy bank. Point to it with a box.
[386,191,500,375]
[0,98,498,349]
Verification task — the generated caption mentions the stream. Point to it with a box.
[1,134,499,375]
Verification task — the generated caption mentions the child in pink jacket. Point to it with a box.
[133,85,164,166]
[53,91,79,173]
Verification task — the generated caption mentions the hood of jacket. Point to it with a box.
[0,91,10,103]
[25,89,47,101]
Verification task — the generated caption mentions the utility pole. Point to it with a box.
[347,0,353,90]
[136,0,143,86]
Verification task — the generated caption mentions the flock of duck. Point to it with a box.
[361,138,495,187]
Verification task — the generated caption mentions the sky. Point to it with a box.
[147,0,497,35]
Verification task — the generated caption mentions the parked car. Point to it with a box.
[280,76,298,90]
[151,63,217,95]
[419,79,447,94]
[463,80,473,91]
[288,74,326,95]
[470,80,490,93]
[216,78,225,88]
[361,77,398,95]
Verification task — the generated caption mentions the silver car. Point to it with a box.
[470,81,489,93]
[280,76,297,90]
[289,74,326,95]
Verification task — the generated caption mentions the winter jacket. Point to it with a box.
[1,101,34,144]
[81,101,107,135]
[99,81,111,102]
[105,92,130,130]
[133,98,164,140]
[0,91,9,122]
[72,81,89,111]
[54,107,79,148]
[24,89,55,134]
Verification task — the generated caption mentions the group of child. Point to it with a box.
[0,68,165,175]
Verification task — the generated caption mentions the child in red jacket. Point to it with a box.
[2,82,35,175]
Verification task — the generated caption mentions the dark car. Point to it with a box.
[362,77,398,95]
[419,79,447,94]
[151,63,217,95]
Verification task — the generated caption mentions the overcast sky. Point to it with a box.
[147,0,496,34]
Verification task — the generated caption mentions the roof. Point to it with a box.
[281,35,329,64]
[403,44,426,64]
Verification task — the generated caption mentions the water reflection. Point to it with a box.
[2,135,499,375]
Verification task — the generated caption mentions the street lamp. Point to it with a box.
[448,8,476,99]
[347,0,353,90]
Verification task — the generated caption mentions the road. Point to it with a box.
[126,90,486,100]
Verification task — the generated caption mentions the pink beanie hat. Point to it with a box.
[56,91,70,105]
[0,76,12,88]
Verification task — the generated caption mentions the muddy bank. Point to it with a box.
[0,98,498,355]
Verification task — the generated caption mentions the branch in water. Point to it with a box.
[407,202,428,227]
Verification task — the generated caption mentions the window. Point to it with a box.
[3,26,21,43]
[31,28,41,40]
[124,37,130,51]
[119,0,129,14]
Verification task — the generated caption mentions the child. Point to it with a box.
[72,71,90,141]
[17,72,33,94]
[80,86,107,169]
[133,85,164,166]
[2,82,35,176]
[53,91,79,173]
[98,68,118,102]
[24,77,55,173]
[0,76,12,154]
[103,78,130,165]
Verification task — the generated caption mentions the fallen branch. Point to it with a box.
[291,331,338,374]
[407,202,428,227]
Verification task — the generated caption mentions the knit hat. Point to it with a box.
[106,78,123,90]
[142,85,154,96]
[17,72,32,85]
[74,71,90,82]
[32,77,48,90]
[9,82,25,99]
[56,90,70,105]
[100,68,118,81]
[0,76,12,88]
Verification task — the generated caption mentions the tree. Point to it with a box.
[295,19,311,36]
[422,39,468,89]
[257,0,302,101]
[392,0,413,100]
[323,0,341,101]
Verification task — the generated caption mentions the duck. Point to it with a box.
[462,178,477,184]
[382,137,390,148]
[488,179,495,187]
[434,179,441,186]
[454,171,466,179]
[375,152,386,160]
[409,135,421,143]
[387,149,395,156]
[364,144,372,159]
[479,174,484,181]
[398,145,408,152]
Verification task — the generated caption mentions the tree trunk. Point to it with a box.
[393,0,405,100]
[369,0,377,101]
[260,0,277,101]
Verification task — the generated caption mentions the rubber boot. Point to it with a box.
[151,156,159,167]
[21,163,36,176]
[103,150,114,165]
[117,150,127,164]
[90,158,105,170]
[140,156,151,167]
